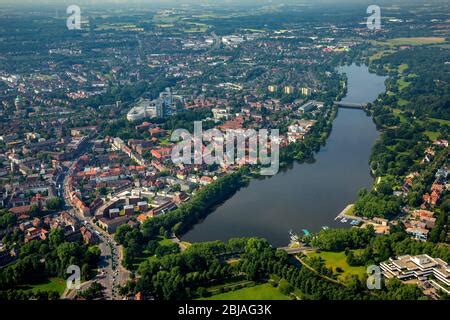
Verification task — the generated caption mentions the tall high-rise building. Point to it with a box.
[14,96,22,111]
[301,87,311,96]
[284,86,294,94]
[154,99,164,118]
[159,87,173,107]
[268,85,277,93]
[126,88,174,122]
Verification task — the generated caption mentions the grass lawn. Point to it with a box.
[307,251,366,281]
[397,78,411,91]
[397,99,409,107]
[180,241,191,248]
[381,37,446,46]
[158,237,174,246]
[95,23,139,31]
[206,279,255,294]
[132,238,175,268]
[369,49,396,61]
[398,63,408,73]
[341,204,356,216]
[19,278,66,296]
[424,131,440,140]
[159,138,171,146]
[201,283,290,300]
[429,118,450,126]
[393,108,408,122]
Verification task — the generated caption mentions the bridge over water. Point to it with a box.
[278,246,316,255]
[333,101,367,109]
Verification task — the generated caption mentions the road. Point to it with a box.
[61,159,130,300]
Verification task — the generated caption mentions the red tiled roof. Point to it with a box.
[9,205,32,215]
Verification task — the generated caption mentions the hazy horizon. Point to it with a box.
[0,0,442,6]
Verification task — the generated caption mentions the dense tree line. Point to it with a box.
[429,195,450,244]
[375,47,450,120]
[0,289,60,300]
[0,229,100,294]
[310,226,375,251]
[307,227,449,268]
[100,109,214,141]
[0,210,16,230]
[354,189,401,219]
[121,237,426,300]
[82,77,178,109]
[279,107,335,167]
[114,169,250,268]
[77,282,105,300]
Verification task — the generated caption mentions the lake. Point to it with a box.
[183,64,386,247]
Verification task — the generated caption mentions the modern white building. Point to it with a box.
[300,87,312,96]
[221,35,244,46]
[212,107,230,120]
[159,87,173,107]
[380,254,450,288]
[127,98,164,122]
[126,88,176,122]
[299,100,324,113]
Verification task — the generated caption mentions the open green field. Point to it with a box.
[397,99,409,107]
[158,237,174,246]
[393,108,407,122]
[201,283,290,300]
[398,63,408,73]
[307,251,366,281]
[341,204,356,217]
[397,78,411,91]
[95,23,142,31]
[424,131,440,140]
[131,237,176,267]
[19,278,66,296]
[429,118,450,126]
[377,37,446,46]
[369,48,397,61]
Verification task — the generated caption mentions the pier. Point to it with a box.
[335,204,364,224]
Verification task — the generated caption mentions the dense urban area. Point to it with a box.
[0,0,449,301]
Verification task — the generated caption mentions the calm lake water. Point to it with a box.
[183,64,386,247]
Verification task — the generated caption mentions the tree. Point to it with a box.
[46,198,63,211]
[114,225,133,245]
[29,204,41,217]
[98,186,108,196]
[278,279,293,295]
[383,279,426,300]
[49,228,65,248]
[311,227,375,251]
[77,282,105,300]
[0,211,16,229]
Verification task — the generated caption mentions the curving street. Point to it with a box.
[61,160,130,300]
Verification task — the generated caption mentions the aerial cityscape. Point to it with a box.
[0,0,449,307]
